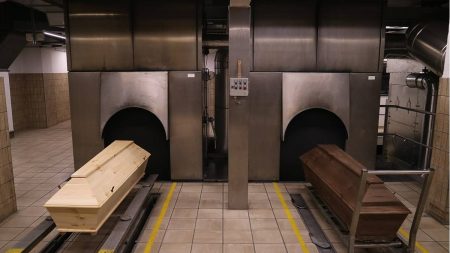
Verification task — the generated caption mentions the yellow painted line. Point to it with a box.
[273,182,310,253]
[143,182,177,253]
[399,227,429,253]
[5,248,23,253]
[98,250,114,253]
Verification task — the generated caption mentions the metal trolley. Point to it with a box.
[308,169,434,253]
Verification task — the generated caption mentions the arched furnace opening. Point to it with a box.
[280,108,348,181]
[102,107,170,180]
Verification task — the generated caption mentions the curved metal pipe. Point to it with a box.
[405,72,438,171]
[406,22,448,76]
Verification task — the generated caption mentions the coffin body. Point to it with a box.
[44,141,150,233]
[301,145,410,241]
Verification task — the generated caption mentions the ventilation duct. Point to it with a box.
[0,1,48,69]
[406,21,448,76]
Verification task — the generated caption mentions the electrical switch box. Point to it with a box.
[230,78,249,96]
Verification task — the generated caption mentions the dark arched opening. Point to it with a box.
[280,108,348,181]
[102,107,170,180]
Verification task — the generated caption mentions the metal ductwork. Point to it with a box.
[214,49,228,154]
[0,1,48,69]
[406,22,448,76]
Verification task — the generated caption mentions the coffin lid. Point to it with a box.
[44,140,150,208]
[301,144,383,184]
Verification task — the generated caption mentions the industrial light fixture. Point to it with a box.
[43,30,66,41]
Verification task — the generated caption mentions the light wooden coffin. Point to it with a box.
[300,145,410,241]
[44,140,150,233]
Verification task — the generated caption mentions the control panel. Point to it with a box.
[230,77,249,96]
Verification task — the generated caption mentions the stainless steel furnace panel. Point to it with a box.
[133,0,201,70]
[347,73,382,169]
[282,73,350,140]
[228,6,251,209]
[67,0,133,71]
[252,0,317,71]
[169,71,203,180]
[317,1,383,72]
[249,72,282,180]
[69,72,104,170]
[100,72,169,139]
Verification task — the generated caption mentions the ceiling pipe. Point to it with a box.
[406,21,448,76]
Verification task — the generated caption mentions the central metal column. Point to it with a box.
[228,4,251,209]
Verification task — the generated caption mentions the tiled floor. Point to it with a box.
[0,121,448,253]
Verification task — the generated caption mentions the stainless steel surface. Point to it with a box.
[346,168,434,252]
[228,6,251,209]
[249,72,282,181]
[354,242,403,248]
[69,72,103,170]
[169,71,203,180]
[203,40,229,48]
[99,72,169,139]
[405,73,428,89]
[407,168,435,253]
[67,0,133,71]
[382,133,433,150]
[347,73,382,170]
[215,50,229,154]
[368,169,432,175]
[252,0,317,71]
[406,22,448,76]
[317,1,383,72]
[348,169,368,253]
[133,0,200,71]
[422,80,437,172]
[100,175,157,253]
[229,78,249,96]
[282,73,350,140]
[230,0,251,7]
[380,105,435,116]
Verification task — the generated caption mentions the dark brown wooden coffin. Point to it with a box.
[300,144,410,241]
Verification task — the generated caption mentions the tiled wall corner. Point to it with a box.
[428,77,449,224]
[43,73,70,127]
[0,77,16,222]
[9,73,70,131]
[9,74,46,130]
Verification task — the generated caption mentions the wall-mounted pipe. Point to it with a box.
[406,22,448,76]
[405,71,438,171]
[405,72,430,89]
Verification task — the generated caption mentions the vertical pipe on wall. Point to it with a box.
[406,72,439,171]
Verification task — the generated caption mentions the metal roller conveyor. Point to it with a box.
[6,176,158,253]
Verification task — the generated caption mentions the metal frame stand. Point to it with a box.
[5,175,159,253]
[99,175,159,253]
[306,169,434,253]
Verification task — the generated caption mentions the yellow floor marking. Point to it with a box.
[273,182,310,253]
[398,227,429,253]
[5,248,23,253]
[143,182,177,253]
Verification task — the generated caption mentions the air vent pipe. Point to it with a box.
[406,22,448,76]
